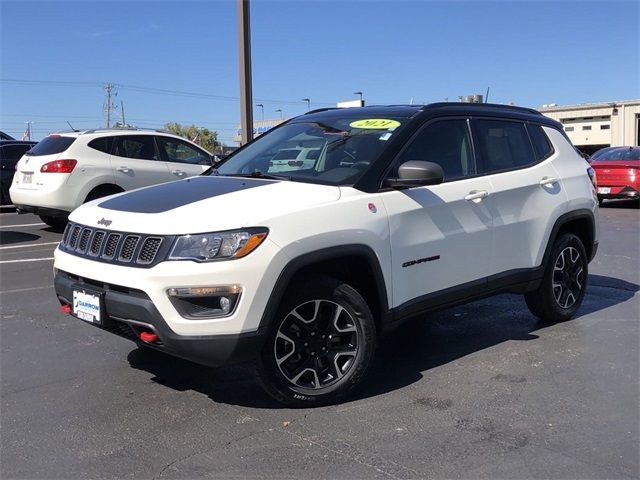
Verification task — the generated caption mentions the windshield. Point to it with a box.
[212,117,406,186]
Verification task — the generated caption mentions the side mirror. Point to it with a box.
[384,160,444,189]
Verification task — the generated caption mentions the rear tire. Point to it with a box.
[39,215,67,232]
[257,276,376,407]
[525,233,588,322]
[85,186,122,203]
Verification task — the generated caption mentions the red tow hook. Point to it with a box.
[60,304,71,314]
[139,331,159,344]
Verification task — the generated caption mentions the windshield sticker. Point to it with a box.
[349,119,401,130]
[379,132,392,141]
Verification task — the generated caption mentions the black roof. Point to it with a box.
[296,102,554,127]
[0,140,37,146]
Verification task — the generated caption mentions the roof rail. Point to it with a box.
[304,107,339,115]
[79,127,174,135]
[423,102,542,115]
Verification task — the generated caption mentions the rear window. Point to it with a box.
[593,148,640,161]
[27,136,76,156]
[527,124,554,160]
[88,137,114,154]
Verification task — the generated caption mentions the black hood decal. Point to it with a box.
[98,176,274,213]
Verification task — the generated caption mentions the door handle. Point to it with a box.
[117,166,131,173]
[539,176,558,187]
[464,190,489,203]
[171,170,186,175]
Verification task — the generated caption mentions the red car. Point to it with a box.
[591,146,640,206]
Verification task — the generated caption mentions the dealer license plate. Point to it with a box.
[22,172,33,184]
[73,290,102,324]
[598,187,611,194]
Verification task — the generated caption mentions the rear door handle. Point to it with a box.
[117,166,131,173]
[539,176,558,187]
[464,190,489,203]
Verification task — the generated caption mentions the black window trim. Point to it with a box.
[470,116,547,176]
[378,115,481,190]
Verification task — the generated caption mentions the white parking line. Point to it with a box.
[0,285,53,295]
[0,223,46,229]
[0,257,54,264]
[0,242,59,250]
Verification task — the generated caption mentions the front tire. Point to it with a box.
[258,276,376,407]
[525,233,588,322]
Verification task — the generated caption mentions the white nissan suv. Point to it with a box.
[10,128,215,230]
[53,104,599,406]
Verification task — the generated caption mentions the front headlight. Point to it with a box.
[168,228,268,262]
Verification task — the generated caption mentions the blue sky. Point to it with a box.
[1,0,638,143]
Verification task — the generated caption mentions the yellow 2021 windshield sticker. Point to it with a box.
[349,119,401,130]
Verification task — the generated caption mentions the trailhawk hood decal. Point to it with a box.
[71,176,341,234]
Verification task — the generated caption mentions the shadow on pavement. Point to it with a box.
[0,231,40,245]
[600,199,640,209]
[127,273,639,408]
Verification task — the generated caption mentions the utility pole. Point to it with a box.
[237,0,253,145]
[120,100,126,126]
[24,121,32,141]
[103,83,117,128]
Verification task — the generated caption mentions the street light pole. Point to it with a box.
[256,103,264,120]
[353,91,364,106]
[276,109,283,119]
[302,98,310,111]
[237,0,253,145]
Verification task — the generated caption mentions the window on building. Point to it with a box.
[600,125,611,130]
[565,127,574,132]
[582,126,592,131]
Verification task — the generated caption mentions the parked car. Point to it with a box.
[53,104,598,406]
[0,140,37,204]
[591,146,640,206]
[10,128,216,229]
[1,131,16,141]
[590,146,618,161]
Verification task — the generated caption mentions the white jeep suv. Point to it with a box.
[10,128,214,230]
[53,104,598,406]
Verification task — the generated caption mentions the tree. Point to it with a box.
[163,123,221,154]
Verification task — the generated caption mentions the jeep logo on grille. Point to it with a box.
[97,218,112,227]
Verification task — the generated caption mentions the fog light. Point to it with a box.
[166,285,241,319]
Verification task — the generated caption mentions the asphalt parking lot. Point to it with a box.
[1,202,638,479]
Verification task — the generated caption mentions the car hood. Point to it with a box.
[69,176,342,234]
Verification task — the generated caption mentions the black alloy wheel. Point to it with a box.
[258,276,376,407]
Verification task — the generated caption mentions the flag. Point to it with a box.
[191,132,200,145]
[21,125,30,141]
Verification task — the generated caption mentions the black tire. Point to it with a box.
[39,215,67,232]
[257,275,376,407]
[598,197,604,207]
[525,233,588,322]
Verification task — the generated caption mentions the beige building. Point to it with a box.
[540,99,640,154]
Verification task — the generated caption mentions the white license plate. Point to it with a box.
[598,187,611,194]
[22,173,33,184]
[73,290,101,324]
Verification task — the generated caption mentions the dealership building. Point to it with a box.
[540,99,640,155]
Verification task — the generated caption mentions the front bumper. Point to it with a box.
[54,269,265,366]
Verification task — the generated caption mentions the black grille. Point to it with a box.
[68,225,81,249]
[118,236,140,262]
[58,222,172,268]
[137,237,162,264]
[78,228,92,253]
[103,234,121,259]
[89,231,105,256]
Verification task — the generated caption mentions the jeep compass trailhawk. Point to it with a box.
[54,103,598,406]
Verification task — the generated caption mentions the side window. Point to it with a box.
[527,124,554,161]
[157,137,211,165]
[113,135,158,161]
[474,120,536,172]
[396,119,475,180]
[88,137,114,154]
